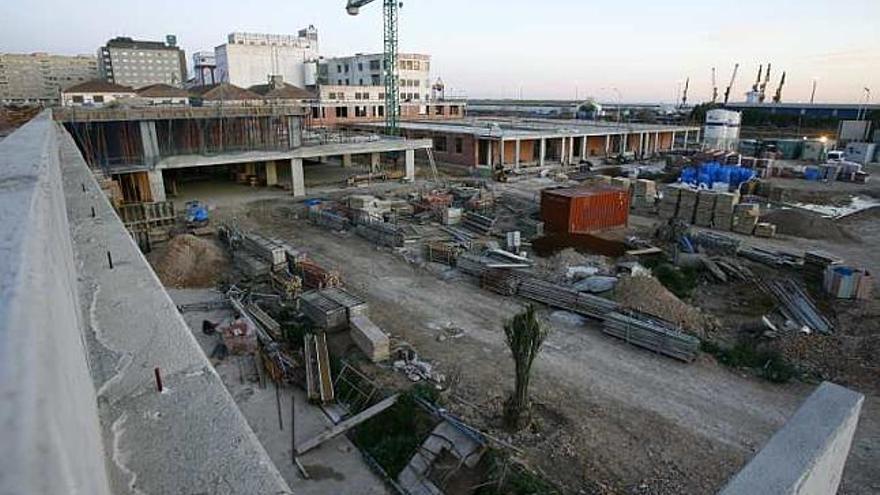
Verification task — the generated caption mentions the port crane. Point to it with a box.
[758,63,772,103]
[723,63,739,105]
[346,0,401,135]
[711,67,718,104]
[680,77,690,107]
[772,71,786,104]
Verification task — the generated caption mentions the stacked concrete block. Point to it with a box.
[349,315,390,362]
[732,203,760,235]
[631,179,657,212]
[694,191,717,227]
[659,185,681,219]
[754,222,777,238]
[677,187,698,224]
[610,177,632,192]
[712,192,740,231]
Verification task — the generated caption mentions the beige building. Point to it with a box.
[0,52,98,105]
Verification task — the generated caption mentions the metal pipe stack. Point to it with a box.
[766,279,833,334]
[461,212,496,236]
[516,277,619,319]
[602,311,701,362]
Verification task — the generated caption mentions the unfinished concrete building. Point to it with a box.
[351,118,701,168]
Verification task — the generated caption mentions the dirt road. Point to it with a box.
[215,199,864,493]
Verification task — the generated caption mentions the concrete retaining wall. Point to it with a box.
[0,112,111,495]
[720,382,864,495]
[1,112,291,494]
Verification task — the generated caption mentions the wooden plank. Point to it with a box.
[316,333,335,403]
[295,394,400,455]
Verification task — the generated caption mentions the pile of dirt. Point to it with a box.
[532,248,613,283]
[759,208,854,241]
[614,275,716,338]
[153,235,229,288]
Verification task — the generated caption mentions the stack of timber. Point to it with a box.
[304,333,334,403]
[300,291,348,331]
[355,220,406,248]
[602,310,701,362]
[349,315,391,362]
[712,192,739,231]
[694,191,717,227]
[246,302,282,341]
[320,287,368,318]
[480,268,526,296]
[676,187,698,223]
[461,212,496,236]
[658,185,681,220]
[424,241,463,266]
[754,222,777,238]
[270,269,303,301]
[297,259,342,289]
[456,253,490,277]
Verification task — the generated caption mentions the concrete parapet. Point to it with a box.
[719,382,863,495]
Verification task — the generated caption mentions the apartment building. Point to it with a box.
[215,28,319,88]
[98,36,187,88]
[319,53,431,102]
[0,52,98,105]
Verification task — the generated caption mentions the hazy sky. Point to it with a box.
[2,0,878,103]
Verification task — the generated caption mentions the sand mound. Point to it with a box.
[153,235,228,288]
[614,275,715,337]
[759,208,852,241]
[532,248,612,283]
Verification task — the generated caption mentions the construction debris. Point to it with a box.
[766,279,833,335]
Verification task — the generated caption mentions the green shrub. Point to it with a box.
[701,339,796,383]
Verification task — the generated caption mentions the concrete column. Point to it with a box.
[670,131,676,151]
[581,136,587,160]
[560,137,567,165]
[654,132,660,153]
[290,158,305,197]
[404,149,415,181]
[486,141,493,168]
[569,137,576,165]
[605,135,611,155]
[370,152,381,172]
[684,130,689,148]
[539,138,546,167]
[621,134,628,154]
[499,139,505,167]
[342,154,353,168]
[514,139,521,169]
[265,161,278,186]
[147,169,166,203]
[139,121,160,167]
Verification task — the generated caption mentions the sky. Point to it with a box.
[2,0,878,103]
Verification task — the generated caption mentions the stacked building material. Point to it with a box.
[516,277,619,319]
[480,268,525,296]
[676,187,698,223]
[297,259,342,289]
[754,222,777,238]
[355,221,405,248]
[349,315,391,362]
[270,269,303,301]
[766,279,833,334]
[235,251,271,278]
[424,242,463,266]
[804,251,842,284]
[601,311,700,362]
[461,212,496,235]
[738,246,801,267]
[309,208,351,231]
[300,291,349,332]
[659,185,681,219]
[823,266,873,300]
[694,190,717,227]
[243,232,287,270]
[610,177,632,192]
[712,192,739,231]
[442,207,462,226]
[732,203,760,235]
[246,303,282,341]
[455,253,490,277]
[320,287,368,318]
[694,231,741,254]
[631,179,657,212]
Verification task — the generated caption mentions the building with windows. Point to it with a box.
[192,51,217,86]
[0,52,98,105]
[61,80,136,107]
[215,28,319,89]
[98,36,187,88]
[319,53,431,102]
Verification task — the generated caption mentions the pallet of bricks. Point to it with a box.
[712,191,739,231]
[658,185,682,220]
[424,241,462,266]
[732,203,760,235]
[630,179,657,214]
[694,190,716,227]
[676,187,698,224]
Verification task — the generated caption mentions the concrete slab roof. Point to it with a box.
[356,118,699,140]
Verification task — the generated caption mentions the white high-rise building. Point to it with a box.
[215,27,319,88]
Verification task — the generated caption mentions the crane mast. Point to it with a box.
[723,63,739,105]
[772,71,786,104]
[680,77,690,107]
[347,0,400,136]
[711,67,718,104]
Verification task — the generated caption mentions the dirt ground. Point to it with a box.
[151,172,880,494]
[195,195,876,495]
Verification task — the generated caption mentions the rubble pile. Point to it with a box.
[153,234,229,288]
[613,274,715,338]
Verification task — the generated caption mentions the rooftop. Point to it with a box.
[136,83,190,98]
[248,82,315,101]
[63,80,135,94]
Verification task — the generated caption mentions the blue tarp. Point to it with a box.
[680,162,756,188]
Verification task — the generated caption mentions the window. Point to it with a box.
[337,65,342,73]
[455,138,463,154]
[355,106,367,117]
[72,95,83,103]
[93,95,104,103]
[335,106,348,118]
[344,64,349,73]
[378,93,385,100]
[358,63,363,71]
[451,106,460,115]
[328,92,337,99]
[434,136,447,152]
[413,61,420,70]
[345,79,349,85]
[369,60,380,71]
[359,79,364,86]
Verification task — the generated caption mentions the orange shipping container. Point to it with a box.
[541,186,630,234]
